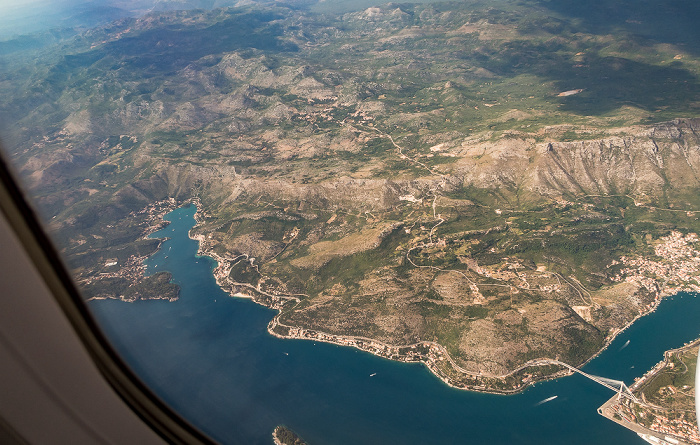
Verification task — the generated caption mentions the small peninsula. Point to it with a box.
[599,339,700,445]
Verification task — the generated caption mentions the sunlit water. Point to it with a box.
[90,205,700,444]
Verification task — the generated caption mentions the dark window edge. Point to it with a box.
[0,147,215,445]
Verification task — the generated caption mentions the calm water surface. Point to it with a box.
[90,205,700,444]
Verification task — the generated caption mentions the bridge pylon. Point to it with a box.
[616,382,640,404]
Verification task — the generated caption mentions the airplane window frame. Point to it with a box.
[0,148,215,445]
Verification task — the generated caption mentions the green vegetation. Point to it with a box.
[3,0,700,389]
[640,344,698,415]
[82,271,179,301]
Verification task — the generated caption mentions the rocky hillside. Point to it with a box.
[3,1,700,388]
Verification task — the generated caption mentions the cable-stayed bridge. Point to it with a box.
[532,359,644,405]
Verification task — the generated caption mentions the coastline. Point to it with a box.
[85,293,178,303]
[598,337,700,445]
[182,205,596,394]
[629,337,700,396]
[144,202,695,395]
[88,198,197,303]
[272,429,282,445]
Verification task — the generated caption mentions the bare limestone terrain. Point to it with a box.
[195,119,700,390]
[3,0,700,391]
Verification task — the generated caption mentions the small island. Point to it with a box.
[273,426,307,445]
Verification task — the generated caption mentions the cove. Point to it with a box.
[89,205,700,444]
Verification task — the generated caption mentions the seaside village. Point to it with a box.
[616,231,700,300]
[609,401,700,444]
[280,326,443,364]
[81,199,179,299]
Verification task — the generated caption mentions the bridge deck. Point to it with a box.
[533,359,643,405]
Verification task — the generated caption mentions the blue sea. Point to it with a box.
[90,205,700,444]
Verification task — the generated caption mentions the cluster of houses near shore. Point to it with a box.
[617,231,700,297]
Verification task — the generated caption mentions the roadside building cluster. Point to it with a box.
[617,232,700,297]
[648,415,700,443]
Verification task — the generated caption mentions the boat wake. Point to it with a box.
[534,395,558,407]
